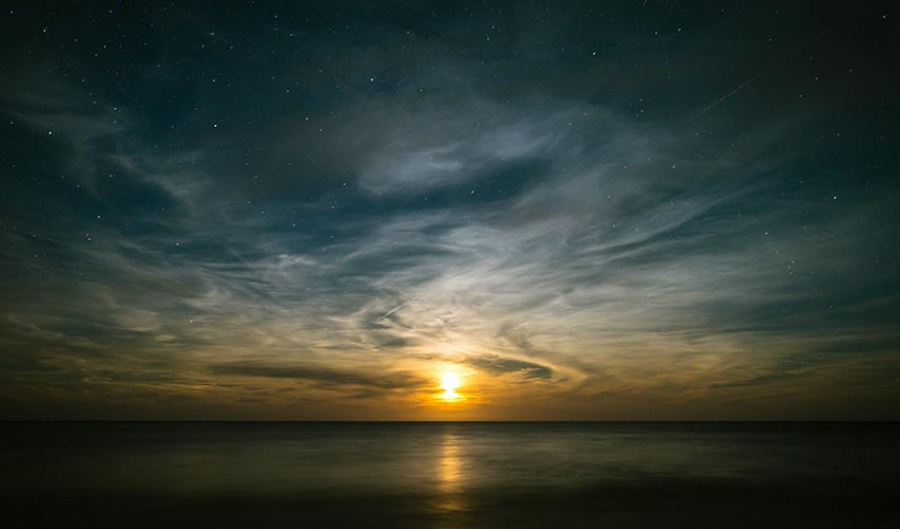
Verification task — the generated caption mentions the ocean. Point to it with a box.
[1,421,897,528]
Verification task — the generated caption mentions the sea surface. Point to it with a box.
[1,421,897,528]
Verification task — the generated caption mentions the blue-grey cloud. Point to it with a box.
[463,355,553,380]
[210,362,428,391]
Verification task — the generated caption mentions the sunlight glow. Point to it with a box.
[441,373,461,391]
[440,372,463,401]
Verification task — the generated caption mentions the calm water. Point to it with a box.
[1,422,898,528]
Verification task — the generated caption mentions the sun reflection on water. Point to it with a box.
[436,430,466,515]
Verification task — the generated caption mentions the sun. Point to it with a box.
[441,373,461,392]
[440,372,463,401]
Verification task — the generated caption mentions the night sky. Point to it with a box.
[1,1,898,420]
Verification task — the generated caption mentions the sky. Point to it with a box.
[1,1,898,420]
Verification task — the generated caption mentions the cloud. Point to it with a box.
[356,102,574,195]
[210,362,427,392]
[464,355,554,380]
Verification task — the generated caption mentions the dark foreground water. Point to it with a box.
[1,422,898,528]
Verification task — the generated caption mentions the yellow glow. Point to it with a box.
[440,372,463,401]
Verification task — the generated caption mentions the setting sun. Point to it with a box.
[440,373,463,401]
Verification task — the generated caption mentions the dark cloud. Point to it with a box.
[465,355,554,380]
[210,362,426,392]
